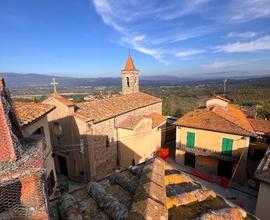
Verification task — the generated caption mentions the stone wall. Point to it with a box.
[89,102,162,181]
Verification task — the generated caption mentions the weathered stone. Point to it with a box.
[57,175,69,193]
[110,172,138,194]
[199,207,246,220]
[129,198,168,220]
[58,193,82,220]
[128,165,143,176]
[87,182,128,220]
[166,189,216,209]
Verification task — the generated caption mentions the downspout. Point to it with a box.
[114,117,120,167]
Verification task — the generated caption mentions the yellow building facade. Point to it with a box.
[174,96,256,181]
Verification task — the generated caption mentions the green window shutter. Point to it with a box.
[186,132,195,148]
[221,138,233,155]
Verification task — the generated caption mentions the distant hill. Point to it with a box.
[1,71,270,88]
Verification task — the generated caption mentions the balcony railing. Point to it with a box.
[177,144,239,162]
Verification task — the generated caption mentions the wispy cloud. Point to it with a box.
[176,49,205,57]
[159,0,210,20]
[91,0,211,64]
[216,36,270,53]
[229,0,270,22]
[226,31,257,39]
[202,60,242,69]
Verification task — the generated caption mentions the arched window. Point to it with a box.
[126,77,130,87]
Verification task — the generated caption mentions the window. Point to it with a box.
[186,132,195,148]
[32,127,44,136]
[134,77,137,84]
[221,138,233,155]
[126,77,130,87]
[106,136,110,147]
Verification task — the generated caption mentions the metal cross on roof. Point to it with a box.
[51,78,59,93]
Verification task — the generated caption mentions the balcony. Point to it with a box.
[177,144,240,162]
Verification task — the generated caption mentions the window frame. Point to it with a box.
[186,131,195,148]
[221,137,234,155]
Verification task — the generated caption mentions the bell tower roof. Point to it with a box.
[123,55,137,71]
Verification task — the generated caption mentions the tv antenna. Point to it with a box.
[223,79,227,97]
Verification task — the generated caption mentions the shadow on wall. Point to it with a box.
[175,143,249,185]
[48,117,145,182]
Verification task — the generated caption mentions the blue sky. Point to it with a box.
[1,0,270,77]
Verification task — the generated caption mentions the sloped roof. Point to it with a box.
[175,104,256,137]
[75,92,161,123]
[14,101,55,127]
[255,147,270,184]
[117,112,166,130]
[123,55,137,71]
[116,115,143,130]
[146,112,167,128]
[51,93,74,106]
[212,96,230,103]
[52,157,252,220]
[249,119,270,134]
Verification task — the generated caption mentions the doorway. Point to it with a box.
[218,160,233,178]
[184,152,196,168]
[58,156,68,176]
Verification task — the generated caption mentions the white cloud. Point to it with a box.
[91,0,211,64]
[229,0,270,22]
[176,49,205,57]
[202,61,242,69]
[132,35,146,42]
[160,0,210,20]
[226,31,257,39]
[216,36,270,53]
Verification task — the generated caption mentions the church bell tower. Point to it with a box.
[121,55,139,95]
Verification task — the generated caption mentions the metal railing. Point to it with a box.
[177,144,239,162]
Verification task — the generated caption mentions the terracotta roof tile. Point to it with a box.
[75,92,161,123]
[116,115,143,130]
[146,112,166,128]
[14,101,55,126]
[248,119,270,134]
[123,55,137,71]
[52,158,252,219]
[0,97,16,161]
[175,104,256,136]
[51,93,74,106]
[215,96,230,102]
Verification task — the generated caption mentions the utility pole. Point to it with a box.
[223,79,227,97]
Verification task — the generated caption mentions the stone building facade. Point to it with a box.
[121,55,139,95]
[43,55,164,181]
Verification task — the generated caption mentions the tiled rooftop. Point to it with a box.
[116,112,166,130]
[175,104,256,137]
[51,93,74,106]
[146,112,167,128]
[116,115,144,130]
[52,157,253,220]
[14,101,55,126]
[75,92,161,123]
[249,119,270,134]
